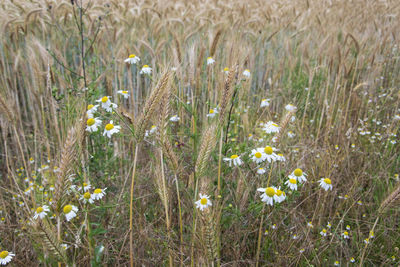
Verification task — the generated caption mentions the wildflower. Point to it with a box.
[257,168,266,174]
[285,104,297,112]
[117,90,130,99]
[195,193,212,211]
[86,104,99,117]
[91,188,107,200]
[289,168,307,183]
[334,261,340,266]
[63,205,78,221]
[140,64,152,75]
[33,205,50,220]
[350,257,355,263]
[250,149,266,164]
[319,178,333,191]
[0,250,15,265]
[223,67,229,74]
[369,231,374,238]
[320,228,327,237]
[223,154,243,167]
[272,224,277,229]
[103,121,121,138]
[285,178,297,191]
[299,248,305,253]
[327,222,332,229]
[342,231,350,239]
[351,143,356,148]
[364,238,369,244]
[273,187,286,203]
[357,200,363,205]
[61,244,70,250]
[257,187,275,206]
[29,157,34,164]
[307,222,314,228]
[206,57,215,65]
[275,153,286,162]
[80,182,91,192]
[169,115,180,122]
[124,54,140,64]
[257,146,277,163]
[248,133,254,140]
[81,192,94,204]
[346,225,351,230]
[242,69,251,78]
[38,164,49,172]
[96,96,117,112]
[287,131,295,138]
[260,99,270,108]
[145,125,157,137]
[86,117,102,133]
[207,108,218,118]
[262,121,280,134]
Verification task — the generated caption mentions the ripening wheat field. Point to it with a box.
[0,0,400,266]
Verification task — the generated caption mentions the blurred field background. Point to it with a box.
[0,0,399,266]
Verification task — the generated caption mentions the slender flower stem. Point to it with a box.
[129,144,139,267]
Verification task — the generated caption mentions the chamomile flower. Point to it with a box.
[250,149,266,164]
[334,261,340,266]
[206,57,215,65]
[33,205,50,220]
[81,192,94,204]
[350,257,355,263]
[140,64,152,75]
[0,250,15,265]
[257,187,275,206]
[342,231,350,239]
[285,104,297,112]
[289,168,307,183]
[242,69,251,78]
[29,157,34,164]
[61,244,70,250]
[257,167,266,174]
[223,67,229,74]
[195,193,212,211]
[319,178,333,191]
[307,221,314,228]
[369,231,374,238]
[327,222,332,229]
[287,131,295,138]
[96,96,117,112]
[80,182,91,192]
[285,178,298,191]
[86,104,99,118]
[320,228,327,237]
[145,125,158,137]
[275,153,286,162]
[257,146,277,163]
[63,205,78,221]
[262,121,280,134]
[124,54,140,64]
[364,238,369,244]
[170,115,180,122]
[273,187,286,203]
[260,99,270,108]
[117,90,130,99]
[223,154,243,167]
[103,121,121,138]
[91,188,107,200]
[86,117,102,133]
[207,108,219,118]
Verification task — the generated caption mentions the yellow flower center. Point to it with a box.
[289,178,297,184]
[230,154,239,159]
[224,67,229,71]
[29,157,34,161]
[143,65,149,68]
[264,146,273,155]
[122,90,128,94]
[0,251,9,259]
[344,231,348,236]
[276,189,283,196]
[87,118,95,126]
[272,123,278,127]
[84,192,91,199]
[207,57,212,60]
[87,104,94,110]
[94,189,102,194]
[209,109,214,114]
[294,168,303,177]
[245,69,250,72]
[151,125,156,129]
[129,54,136,58]
[322,229,327,233]
[36,207,44,213]
[105,124,114,131]
[324,178,331,184]
[83,183,87,187]
[255,152,262,158]
[63,205,72,214]
[200,198,208,205]
[101,96,108,103]
[265,187,275,197]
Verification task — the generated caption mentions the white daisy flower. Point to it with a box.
[273,187,286,203]
[285,104,297,112]
[0,250,15,265]
[319,178,332,191]
[320,228,327,237]
[275,153,286,162]
[346,225,351,230]
[86,117,102,133]
[262,121,280,134]
[29,157,34,164]
[61,244,70,250]
[79,182,91,192]
[91,188,107,200]
[169,115,180,122]
[334,261,340,266]
[117,90,130,99]
[285,178,298,191]
[288,168,307,183]
[63,205,78,221]
[96,96,117,112]
[86,104,99,118]
[248,133,254,140]
[242,69,251,78]
[33,205,50,220]
[223,154,243,167]
[350,257,355,263]
[124,54,140,64]
[260,99,270,108]
[103,121,121,138]
[195,193,212,211]
[307,222,314,228]
[257,187,276,206]
[364,238,369,244]
[80,192,94,204]
[287,131,295,138]
[257,167,266,174]
[250,149,266,164]
[207,108,219,118]
[223,67,229,74]
[342,231,350,239]
[145,125,158,137]
[256,146,277,163]
[369,231,374,239]
[38,164,49,172]
[140,64,152,75]
[206,57,215,65]
[327,222,332,229]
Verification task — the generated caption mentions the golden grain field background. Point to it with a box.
[0,0,400,266]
